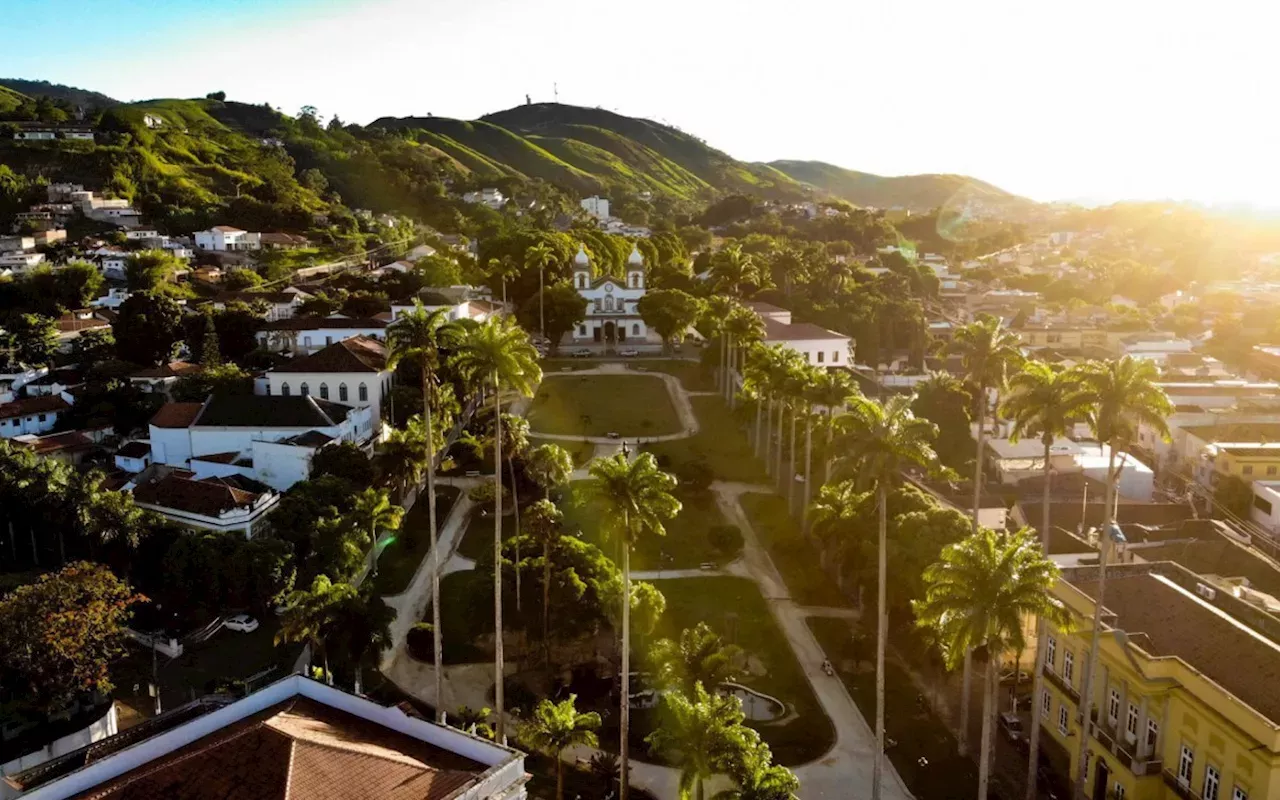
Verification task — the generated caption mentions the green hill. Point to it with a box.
[0,85,26,114]
[371,103,806,202]
[0,78,117,109]
[766,159,1021,212]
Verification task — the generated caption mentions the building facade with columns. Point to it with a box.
[570,245,655,344]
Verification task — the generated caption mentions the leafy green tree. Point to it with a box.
[222,269,265,290]
[199,314,221,365]
[124,249,182,292]
[710,244,761,297]
[910,372,973,474]
[416,254,462,287]
[325,585,394,691]
[524,499,565,663]
[914,527,1070,800]
[311,441,374,486]
[518,283,585,355]
[647,683,746,800]
[171,364,252,402]
[54,260,105,309]
[5,313,59,365]
[629,580,666,657]
[351,487,403,578]
[521,694,601,800]
[0,562,142,713]
[276,574,356,684]
[71,326,115,365]
[651,622,743,695]
[638,289,704,353]
[714,734,799,800]
[833,394,941,797]
[450,315,541,740]
[114,292,184,366]
[525,443,574,501]
[587,451,680,795]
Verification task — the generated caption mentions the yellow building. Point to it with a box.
[1039,561,1280,800]
[1014,327,1109,353]
[1204,443,1280,482]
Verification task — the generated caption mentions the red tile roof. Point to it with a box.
[0,395,70,420]
[115,441,152,459]
[211,225,245,233]
[13,431,95,455]
[130,361,201,380]
[270,336,389,374]
[150,402,204,429]
[132,474,267,518]
[67,696,483,800]
[761,317,848,342]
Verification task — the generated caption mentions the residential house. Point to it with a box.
[258,232,309,250]
[124,226,160,241]
[987,436,1155,500]
[255,315,388,354]
[746,301,853,368]
[461,187,506,209]
[53,309,110,350]
[581,196,610,219]
[11,431,97,465]
[127,361,202,395]
[0,251,45,271]
[131,470,278,538]
[0,395,71,438]
[147,394,374,491]
[1038,560,1280,800]
[1198,443,1280,488]
[90,288,131,310]
[114,440,153,473]
[194,226,261,252]
[4,675,529,800]
[262,336,393,427]
[205,289,311,322]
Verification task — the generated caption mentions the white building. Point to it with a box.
[0,395,71,438]
[194,226,261,252]
[570,245,652,345]
[4,675,529,800]
[207,289,310,322]
[131,470,279,538]
[263,336,393,427]
[1250,481,1280,532]
[0,252,45,271]
[580,195,610,220]
[461,187,506,209]
[255,315,388,354]
[143,113,163,129]
[147,394,374,491]
[746,301,853,367]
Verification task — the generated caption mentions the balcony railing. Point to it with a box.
[1162,769,1197,799]
[1042,666,1080,703]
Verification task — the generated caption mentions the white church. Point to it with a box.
[570,244,655,345]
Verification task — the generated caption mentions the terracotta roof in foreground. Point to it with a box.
[269,336,389,374]
[67,696,483,800]
[150,402,204,429]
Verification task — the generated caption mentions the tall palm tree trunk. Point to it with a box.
[492,375,506,744]
[542,538,553,666]
[1026,436,1054,799]
[555,757,565,800]
[960,388,988,756]
[824,413,835,486]
[753,398,763,453]
[421,367,446,724]
[724,335,735,404]
[872,486,888,800]
[1075,446,1118,799]
[509,456,521,614]
[977,655,996,800]
[775,401,786,488]
[620,512,632,800]
[803,413,813,534]
[762,397,773,464]
[718,335,727,393]
[787,407,798,515]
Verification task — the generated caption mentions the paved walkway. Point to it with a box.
[527,365,701,445]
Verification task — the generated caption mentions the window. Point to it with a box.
[1041,688,1051,715]
[577,274,586,288]
[1046,636,1057,670]
[579,325,586,336]
[264,384,271,395]
[319,383,329,400]
[630,274,637,288]
[303,336,312,348]
[1113,782,1125,800]
[1234,786,1250,800]
[1063,650,1074,683]
[1204,765,1221,800]
[818,351,825,363]
[1146,719,1159,751]
[300,382,310,396]
[632,324,640,336]
[1178,744,1194,785]
[281,382,291,396]
[339,383,348,402]
[1270,466,1277,476]
[359,383,368,402]
[1244,465,1254,476]
[38,414,46,422]
[832,350,840,362]
[1256,494,1274,515]
[594,299,602,312]
[1058,706,1069,734]
[1108,688,1121,724]
[1125,703,1139,741]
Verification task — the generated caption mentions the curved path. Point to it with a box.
[378,365,913,799]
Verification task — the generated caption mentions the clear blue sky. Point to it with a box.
[5,0,1277,208]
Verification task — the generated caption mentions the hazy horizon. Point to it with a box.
[4,0,1277,209]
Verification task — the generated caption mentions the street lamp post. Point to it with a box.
[1074,522,1127,800]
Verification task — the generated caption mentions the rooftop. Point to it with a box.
[132,473,269,517]
[12,430,95,455]
[0,395,71,420]
[115,440,152,459]
[761,317,848,343]
[194,395,355,429]
[1210,443,1280,458]
[150,402,204,429]
[258,316,388,332]
[1068,569,1280,722]
[1137,538,1280,607]
[269,336,389,374]
[130,361,201,380]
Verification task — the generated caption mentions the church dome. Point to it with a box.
[574,245,589,266]
[628,246,644,266]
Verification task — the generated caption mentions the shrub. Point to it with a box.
[708,525,743,557]
[407,622,435,662]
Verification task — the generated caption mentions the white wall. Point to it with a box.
[263,370,388,426]
[0,409,62,439]
[1250,482,1280,531]
[149,425,193,466]
[252,440,315,491]
[0,705,117,800]
[772,337,851,367]
[256,326,385,353]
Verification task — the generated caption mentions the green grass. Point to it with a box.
[631,359,716,392]
[739,493,848,608]
[642,577,835,766]
[808,617,980,800]
[558,483,733,571]
[456,508,513,562]
[371,487,462,596]
[435,570,492,664]
[645,395,767,484]
[527,374,682,437]
[537,358,597,372]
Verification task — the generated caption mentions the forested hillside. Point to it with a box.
[767,159,1021,212]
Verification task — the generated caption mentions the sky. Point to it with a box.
[4,0,1278,208]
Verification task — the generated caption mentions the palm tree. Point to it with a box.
[452,705,494,739]
[375,430,424,502]
[451,315,541,742]
[702,297,736,395]
[490,412,530,610]
[526,241,557,339]
[646,682,745,800]
[949,312,1021,752]
[525,442,574,501]
[723,306,764,408]
[351,487,404,579]
[525,498,565,664]
[587,450,681,800]
[833,394,940,800]
[521,694,602,800]
[808,480,865,591]
[1000,360,1086,797]
[651,622,743,695]
[710,244,758,298]
[713,735,799,800]
[808,369,858,485]
[387,301,463,723]
[741,344,772,455]
[488,255,520,310]
[792,364,823,519]
[326,586,395,694]
[914,527,1071,800]
[276,574,356,684]
[1070,356,1171,797]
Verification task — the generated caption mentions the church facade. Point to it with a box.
[570,244,654,344]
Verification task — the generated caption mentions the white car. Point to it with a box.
[619,349,640,357]
[571,348,592,358]
[223,614,260,633]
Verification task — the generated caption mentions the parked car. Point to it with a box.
[619,348,640,357]
[223,614,260,633]
[998,711,1024,741]
[571,348,592,358]
[999,667,1030,686]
